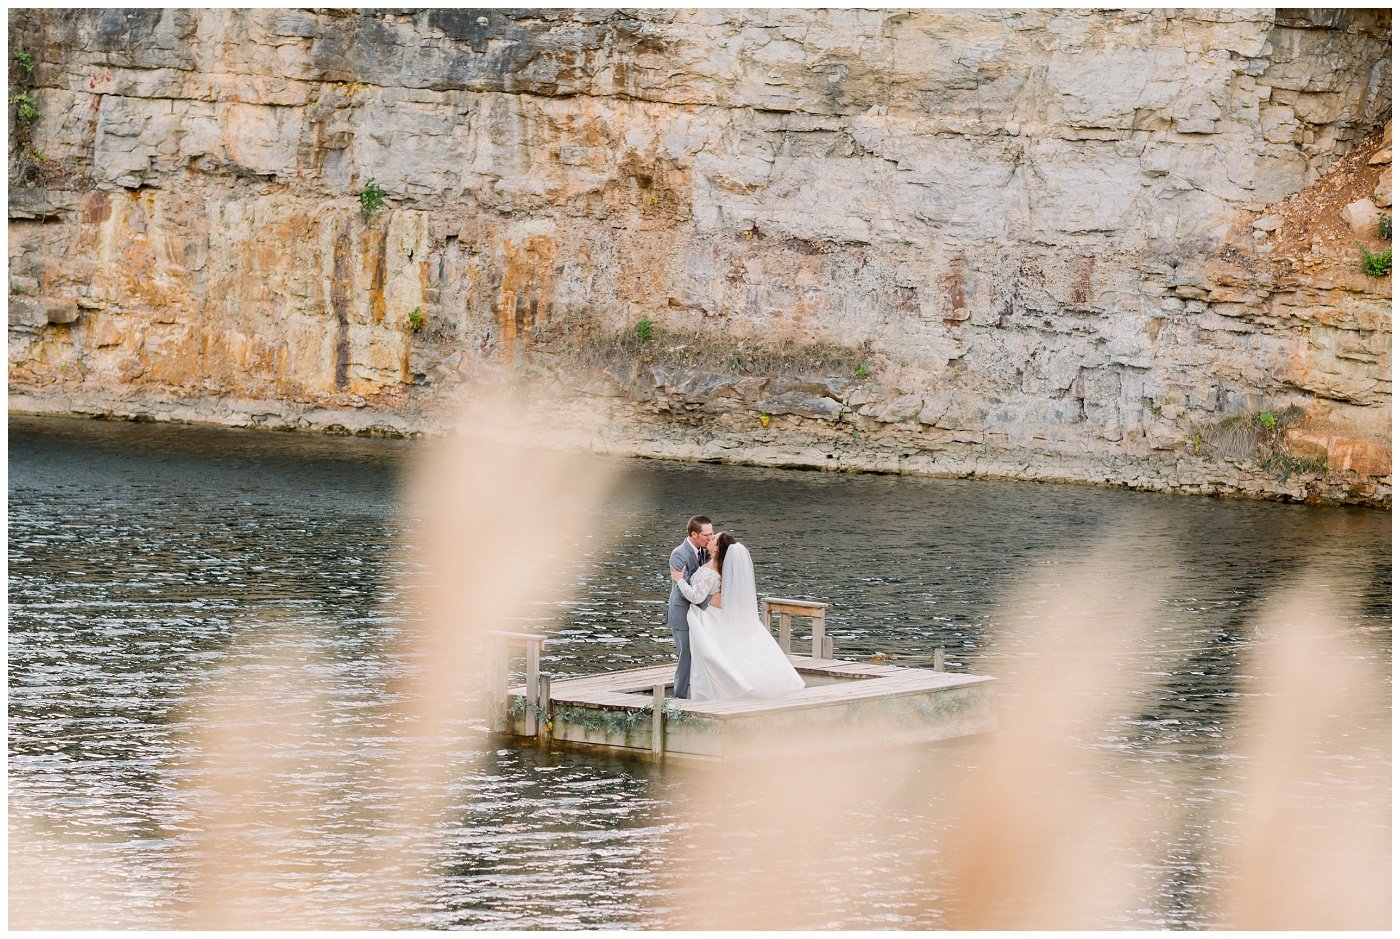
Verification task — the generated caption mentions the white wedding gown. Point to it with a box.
[677,543,805,701]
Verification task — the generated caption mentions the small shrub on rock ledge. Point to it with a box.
[359,178,387,217]
[8,91,37,125]
[1359,245,1391,277]
[1260,452,1330,482]
[1197,405,1327,480]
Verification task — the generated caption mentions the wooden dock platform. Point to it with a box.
[494,654,995,761]
[487,598,995,761]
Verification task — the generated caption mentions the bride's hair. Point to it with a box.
[714,532,737,572]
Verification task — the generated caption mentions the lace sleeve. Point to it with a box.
[676,566,719,604]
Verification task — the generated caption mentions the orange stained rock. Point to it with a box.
[136,325,202,387]
[364,225,388,324]
[92,318,125,349]
[416,258,433,304]
[226,329,287,376]
[1286,429,1391,476]
[497,235,559,364]
[271,212,318,244]
[1327,436,1391,476]
[941,259,968,323]
[1069,256,1095,306]
[1283,429,1331,462]
[82,191,111,224]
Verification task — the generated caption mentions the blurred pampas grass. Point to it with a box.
[929,536,1182,930]
[664,537,1390,930]
[392,390,622,740]
[9,387,625,929]
[7,409,1387,929]
[1216,567,1391,929]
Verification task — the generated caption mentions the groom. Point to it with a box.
[667,514,713,698]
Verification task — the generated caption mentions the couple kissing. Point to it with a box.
[666,515,805,702]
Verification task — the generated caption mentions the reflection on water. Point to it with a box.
[8,415,1391,928]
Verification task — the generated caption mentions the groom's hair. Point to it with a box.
[687,515,712,535]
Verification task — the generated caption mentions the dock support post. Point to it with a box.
[778,613,792,653]
[933,648,945,671]
[537,675,551,743]
[492,634,507,732]
[820,635,834,659]
[524,639,541,736]
[651,684,666,756]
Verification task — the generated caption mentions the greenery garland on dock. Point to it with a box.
[506,696,717,735]
[885,689,985,727]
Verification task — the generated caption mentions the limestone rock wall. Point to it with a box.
[7,8,1392,503]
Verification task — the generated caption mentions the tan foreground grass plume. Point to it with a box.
[667,535,1185,929]
[6,406,1387,929]
[392,387,622,744]
[929,536,1184,930]
[1216,565,1390,930]
[665,536,1390,929]
[178,627,401,928]
[8,386,624,929]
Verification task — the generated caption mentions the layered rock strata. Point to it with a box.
[7,8,1393,504]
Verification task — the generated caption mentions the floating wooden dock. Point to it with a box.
[487,599,995,761]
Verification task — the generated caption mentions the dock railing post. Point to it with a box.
[810,609,825,660]
[651,684,666,756]
[933,648,945,671]
[484,630,549,736]
[820,635,834,659]
[778,613,792,653]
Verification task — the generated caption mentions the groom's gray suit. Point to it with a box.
[667,539,709,698]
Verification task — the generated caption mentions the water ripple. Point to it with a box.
[8,415,1391,929]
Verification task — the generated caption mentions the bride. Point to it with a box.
[670,532,805,701]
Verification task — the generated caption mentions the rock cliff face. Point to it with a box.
[7,8,1392,504]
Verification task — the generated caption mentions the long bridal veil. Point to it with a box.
[686,540,805,701]
[719,542,759,628]
[712,542,805,696]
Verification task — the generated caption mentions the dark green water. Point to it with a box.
[8,415,1391,928]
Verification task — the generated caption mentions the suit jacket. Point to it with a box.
[667,539,709,630]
